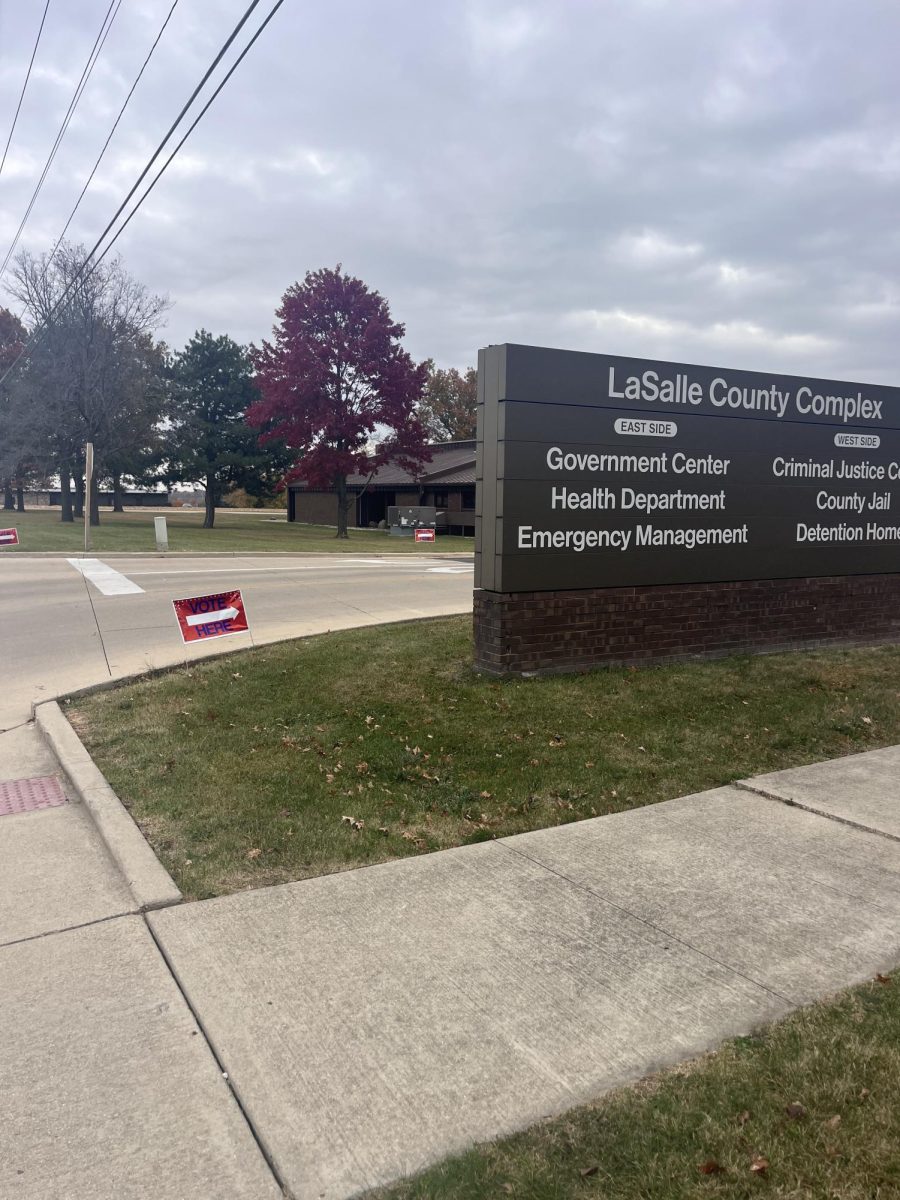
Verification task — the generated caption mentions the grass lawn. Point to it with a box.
[374,969,900,1199]
[67,615,900,901]
[0,508,474,554]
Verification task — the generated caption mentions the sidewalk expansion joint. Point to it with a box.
[0,910,136,952]
[734,780,900,844]
[0,719,34,736]
[143,915,293,1199]
[496,839,795,1007]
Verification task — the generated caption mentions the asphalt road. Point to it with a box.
[0,554,474,731]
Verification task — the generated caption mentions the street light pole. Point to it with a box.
[84,442,94,553]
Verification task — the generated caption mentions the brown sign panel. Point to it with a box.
[476,343,900,594]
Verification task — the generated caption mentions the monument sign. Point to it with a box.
[477,343,900,593]
[474,343,900,673]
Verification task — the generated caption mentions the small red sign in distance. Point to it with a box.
[0,527,19,546]
[414,528,436,542]
[172,590,249,643]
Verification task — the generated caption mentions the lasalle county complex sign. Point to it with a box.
[475,343,900,594]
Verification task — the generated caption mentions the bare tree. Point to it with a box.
[6,243,169,522]
[0,308,29,511]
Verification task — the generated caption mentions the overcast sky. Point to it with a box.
[0,0,898,383]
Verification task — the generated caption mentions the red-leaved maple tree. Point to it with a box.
[249,266,431,537]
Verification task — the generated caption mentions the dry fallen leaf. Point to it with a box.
[862,715,873,724]
[875,973,892,984]
[246,848,261,860]
[785,1102,807,1120]
[341,815,363,830]
[749,1156,769,1175]
[859,1088,870,1101]
[579,1164,599,1178]
[738,1109,751,1126]
[698,1160,723,1175]
[824,1115,842,1130]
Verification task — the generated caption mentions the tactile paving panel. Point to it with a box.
[0,776,68,817]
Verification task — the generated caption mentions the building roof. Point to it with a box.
[292,440,476,491]
[424,462,476,486]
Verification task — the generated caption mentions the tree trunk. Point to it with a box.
[335,475,349,539]
[204,476,216,529]
[90,475,100,526]
[15,483,24,513]
[74,475,84,519]
[112,472,124,513]
[60,467,74,522]
[3,479,13,510]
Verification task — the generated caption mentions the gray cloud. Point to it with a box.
[1,0,899,382]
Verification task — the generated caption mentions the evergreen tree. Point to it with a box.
[165,330,269,529]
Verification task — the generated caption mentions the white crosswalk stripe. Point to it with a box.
[66,558,145,595]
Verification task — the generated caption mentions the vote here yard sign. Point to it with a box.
[173,590,248,643]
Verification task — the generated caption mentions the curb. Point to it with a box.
[30,610,474,713]
[35,701,182,913]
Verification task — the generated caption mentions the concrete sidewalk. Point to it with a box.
[150,748,900,1200]
[0,723,281,1200]
[2,719,899,1200]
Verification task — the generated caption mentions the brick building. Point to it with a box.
[287,440,476,535]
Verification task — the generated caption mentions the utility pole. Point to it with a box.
[84,442,94,553]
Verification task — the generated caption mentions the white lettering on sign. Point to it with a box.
[604,364,887,424]
[608,367,703,406]
[544,447,731,476]
[796,386,882,423]
[620,489,726,513]
[545,447,670,474]
[670,453,730,475]
[517,523,749,553]
[709,378,790,419]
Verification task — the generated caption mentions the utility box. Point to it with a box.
[387,506,437,537]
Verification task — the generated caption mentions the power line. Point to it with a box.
[0,0,53,181]
[0,0,123,280]
[48,0,180,258]
[0,0,288,389]
[75,0,267,281]
[95,0,288,269]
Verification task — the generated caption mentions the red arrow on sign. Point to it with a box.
[0,527,19,546]
[172,590,249,643]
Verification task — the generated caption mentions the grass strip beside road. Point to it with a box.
[0,509,474,554]
[375,970,900,1200]
[67,616,900,901]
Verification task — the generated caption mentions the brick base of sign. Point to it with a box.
[473,574,900,675]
